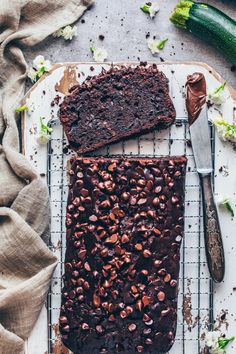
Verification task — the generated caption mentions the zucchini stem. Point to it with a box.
[170,0,194,29]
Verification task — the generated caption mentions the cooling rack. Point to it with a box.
[46,116,214,354]
[20,62,236,354]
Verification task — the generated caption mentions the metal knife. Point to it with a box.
[188,105,225,282]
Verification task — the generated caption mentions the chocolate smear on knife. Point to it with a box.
[186,72,207,125]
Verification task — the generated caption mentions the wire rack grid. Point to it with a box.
[46,116,214,354]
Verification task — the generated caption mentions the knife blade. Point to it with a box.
[189,106,212,175]
[187,73,225,283]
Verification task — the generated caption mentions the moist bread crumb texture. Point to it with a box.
[60,156,187,354]
[59,65,176,153]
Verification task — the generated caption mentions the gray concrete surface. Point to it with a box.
[24,0,236,87]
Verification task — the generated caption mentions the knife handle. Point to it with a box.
[199,173,225,283]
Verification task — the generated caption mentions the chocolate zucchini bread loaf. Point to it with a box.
[60,156,187,354]
[59,65,176,153]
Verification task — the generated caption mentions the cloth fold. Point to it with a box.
[0,0,93,353]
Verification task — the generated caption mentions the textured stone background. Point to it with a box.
[24,0,236,87]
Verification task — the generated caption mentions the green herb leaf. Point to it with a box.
[214,81,226,94]
[221,198,234,217]
[140,4,151,13]
[157,38,168,49]
[15,105,28,113]
[90,47,95,53]
[218,336,235,349]
[211,118,236,143]
[40,117,53,134]
[224,201,235,218]
[37,67,46,78]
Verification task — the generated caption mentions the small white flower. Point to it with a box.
[210,117,236,144]
[36,131,50,145]
[53,25,77,40]
[219,165,229,177]
[36,117,53,144]
[28,55,52,83]
[62,25,77,40]
[147,38,160,54]
[43,59,52,72]
[27,67,38,82]
[147,37,168,55]
[205,331,235,354]
[207,82,226,106]
[205,331,220,349]
[53,29,63,38]
[91,47,108,62]
[140,2,160,19]
[33,55,51,72]
[149,2,160,18]
[33,55,46,71]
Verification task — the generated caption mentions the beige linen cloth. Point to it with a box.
[0,0,93,353]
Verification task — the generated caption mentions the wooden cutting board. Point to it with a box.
[21,62,236,354]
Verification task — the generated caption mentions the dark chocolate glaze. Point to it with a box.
[59,65,176,153]
[186,72,206,126]
[60,156,187,354]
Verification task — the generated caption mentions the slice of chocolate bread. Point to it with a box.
[59,65,176,153]
[60,156,187,354]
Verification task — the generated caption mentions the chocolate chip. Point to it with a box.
[157,291,165,302]
[146,180,154,190]
[130,196,137,205]
[170,279,178,288]
[128,323,137,332]
[96,325,105,334]
[143,314,150,322]
[121,234,129,243]
[147,210,155,218]
[152,197,160,206]
[145,319,153,326]
[108,314,116,321]
[135,243,143,251]
[84,262,91,271]
[121,192,130,201]
[153,228,161,236]
[145,338,153,345]
[137,198,147,205]
[136,300,143,311]
[120,310,127,319]
[100,348,108,354]
[69,290,76,299]
[143,249,152,258]
[126,306,133,315]
[77,249,87,260]
[81,322,89,330]
[136,345,144,353]
[142,295,150,307]
[93,293,101,307]
[89,214,98,222]
[105,234,118,244]
[164,274,171,282]
[62,325,70,333]
[161,308,170,316]
[74,281,82,291]
[59,316,68,324]
[143,328,151,335]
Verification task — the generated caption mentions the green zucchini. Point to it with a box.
[170,1,236,65]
